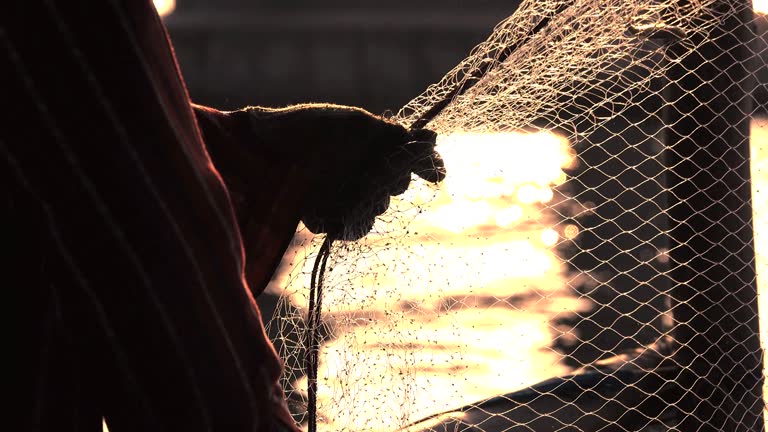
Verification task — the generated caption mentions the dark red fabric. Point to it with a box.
[3,1,299,431]
[191,105,308,299]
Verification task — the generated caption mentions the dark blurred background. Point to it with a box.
[163,0,520,114]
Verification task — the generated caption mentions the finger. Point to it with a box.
[371,194,391,216]
[403,128,445,183]
[381,139,433,172]
[409,128,437,143]
[377,142,443,187]
[369,146,413,195]
[413,150,446,183]
[387,172,412,196]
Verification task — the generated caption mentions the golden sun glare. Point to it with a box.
[153,0,176,17]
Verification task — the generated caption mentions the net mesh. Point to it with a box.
[265,0,768,430]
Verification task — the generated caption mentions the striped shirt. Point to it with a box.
[4,1,300,431]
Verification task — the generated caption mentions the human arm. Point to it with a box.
[192,103,445,295]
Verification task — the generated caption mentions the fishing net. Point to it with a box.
[265,0,768,430]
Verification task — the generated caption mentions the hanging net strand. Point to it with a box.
[306,235,334,432]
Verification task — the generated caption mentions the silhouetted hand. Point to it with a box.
[239,103,446,240]
[193,103,444,295]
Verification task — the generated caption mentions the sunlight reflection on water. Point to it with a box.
[281,130,583,431]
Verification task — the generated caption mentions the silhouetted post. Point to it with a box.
[665,1,763,430]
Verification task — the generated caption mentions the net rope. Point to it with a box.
[265,1,768,430]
